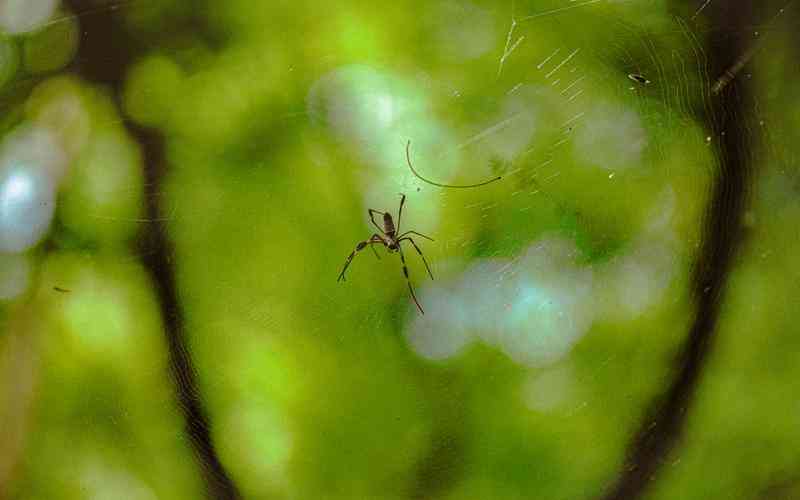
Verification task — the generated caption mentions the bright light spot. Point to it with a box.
[306,65,422,158]
[0,125,65,253]
[0,0,58,35]
[406,237,595,367]
[5,173,31,200]
[376,93,395,127]
[484,87,540,161]
[406,197,681,365]
[493,239,594,366]
[605,243,676,318]
[0,125,67,182]
[308,66,449,236]
[574,103,647,170]
[307,65,392,145]
[501,282,579,366]
[407,282,475,361]
[0,252,29,299]
[482,85,570,162]
[0,166,56,253]
[596,187,679,320]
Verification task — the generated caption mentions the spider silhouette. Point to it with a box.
[337,194,434,314]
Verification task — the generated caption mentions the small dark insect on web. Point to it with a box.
[628,73,651,85]
[53,286,71,293]
[405,140,502,189]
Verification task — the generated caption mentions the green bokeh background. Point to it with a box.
[1,1,799,499]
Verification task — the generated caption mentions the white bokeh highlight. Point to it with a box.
[484,85,563,162]
[307,65,411,153]
[406,237,595,367]
[406,190,682,367]
[598,187,680,320]
[0,125,67,182]
[574,103,648,170]
[0,166,56,253]
[0,0,58,35]
[0,125,64,253]
[404,279,475,361]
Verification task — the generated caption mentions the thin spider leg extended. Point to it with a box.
[399,246,424,314]
[399,237,434,280]
[368,209,386,234]
[396,193,406,234]
[398,230,434,241]
[369,243,381,260]
[337,235,385,282]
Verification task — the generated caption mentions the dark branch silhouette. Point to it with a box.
[597,2,763,499]
[63,1,240,498]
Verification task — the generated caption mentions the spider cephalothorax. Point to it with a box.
[338,194,433,314]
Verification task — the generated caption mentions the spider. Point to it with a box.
[338,194,434,314]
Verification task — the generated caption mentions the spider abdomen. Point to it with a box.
[383,213,396,235]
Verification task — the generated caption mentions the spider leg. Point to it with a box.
[337,235,385,282]
[396,193,406,234]
[399,237,434,280]
[369,242,381,260]
[397,230,433,241]
[399,246,424,314]
[366,233,383,260]
[368,209,386,234]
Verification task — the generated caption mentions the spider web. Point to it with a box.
[2,1,800,500]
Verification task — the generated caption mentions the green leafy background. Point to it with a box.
[1,1,799,499]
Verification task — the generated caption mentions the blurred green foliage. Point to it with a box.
[1,1,799,499]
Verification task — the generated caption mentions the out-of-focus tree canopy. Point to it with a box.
[1,1,799,499]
